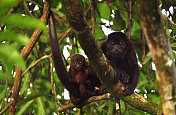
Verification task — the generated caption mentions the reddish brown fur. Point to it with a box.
[69,54,104,105]
[69,54,89,85]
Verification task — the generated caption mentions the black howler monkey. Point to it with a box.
[101,32,139,96]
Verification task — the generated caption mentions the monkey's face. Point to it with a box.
[71,54,86,72]
[72,59,85,72]
[106,39,126,58]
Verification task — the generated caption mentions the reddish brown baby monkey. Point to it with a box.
[69,54,103,105]
[69,54,90,98]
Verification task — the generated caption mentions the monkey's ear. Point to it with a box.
[100,42,107,54]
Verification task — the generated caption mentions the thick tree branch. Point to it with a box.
[137,0,176,114]
[57,93,111,112]
[65,0,159,114]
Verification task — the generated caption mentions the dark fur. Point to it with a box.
[69,54,103,105]
[49,12,80,98]
[101,32,139,96]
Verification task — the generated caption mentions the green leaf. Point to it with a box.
[97,3,110,20]
[0,88,6,101]
[131,20,140,36]
[16,100,34,115]
[173,25,176,34]
[37,97,46,115]
[0,0,22,16]
[16,93,50,107]
[95,23,105,39]
[111,10,125,31]
[142,52,152,65]
[118,8,128,28]
[0,31,29,46]
[0,77,13,86]
[108,100,115,114]
[0,14,45,30]
[172,51,176,59]
[0,44,26,73]
[171,42,176,48]
[20,73,30,95]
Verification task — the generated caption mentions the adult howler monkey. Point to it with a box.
[101,32,139,96]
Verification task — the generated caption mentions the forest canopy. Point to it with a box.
[0,0,176,115]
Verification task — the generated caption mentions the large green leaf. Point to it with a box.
[97,3,110,20]
[95,23,105,39]
[0,14,46,30]
[0,0,22,16]
[37,97,46,115]
[111,10,125,31]
[0,44,26,75]
[0,31,29,46]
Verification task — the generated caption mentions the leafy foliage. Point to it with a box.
[0,0,175,114]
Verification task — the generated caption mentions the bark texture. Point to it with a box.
[65,0,159,114]
[137,0,176,114]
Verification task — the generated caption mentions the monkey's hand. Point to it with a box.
[122,84,135,96]
[69,77,77,84]
[120,71,129,84]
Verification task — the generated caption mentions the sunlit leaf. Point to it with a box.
[0,31,29,46]
[97,3,110,20]
[37,97,46,115]
[171,42,176,48]
[0,0,22,16]
[142,52,152,65]
[173,25,176,34]
[131,20,140,36]
[16,100,34,115]
[95,23,105,39]
[0,44,25,69]
[0,14,46,30]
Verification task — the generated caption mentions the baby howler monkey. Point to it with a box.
[69,54,103,105]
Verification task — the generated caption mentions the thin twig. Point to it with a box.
[141,24,145,62]
[0,104,10,114]
[90,0,95,36]
[26,0,43,8]
[23,0,35,18]
[127,1,132,39]
[21,55,51,77]
[59,28,72,43]
[49,55,61,114]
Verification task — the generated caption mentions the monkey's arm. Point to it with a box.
[123,50,139,96]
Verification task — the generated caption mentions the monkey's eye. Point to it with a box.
[111,42,115,45]
[79,62,82,64]
[119,42,122,45]
[75,62,77,65]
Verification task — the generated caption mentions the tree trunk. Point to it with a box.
[137,0,176,114]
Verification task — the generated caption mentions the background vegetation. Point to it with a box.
[0,0,176,114]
